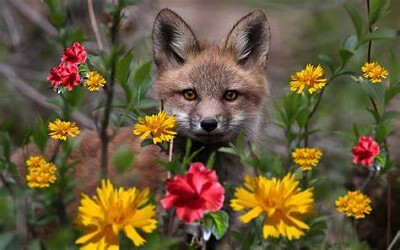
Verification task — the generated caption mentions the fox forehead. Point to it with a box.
[155,48,268,99]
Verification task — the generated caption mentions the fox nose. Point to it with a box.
[200,118,218,132]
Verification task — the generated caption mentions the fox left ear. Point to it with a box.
[152,9,199,70]
[224,10,270,69]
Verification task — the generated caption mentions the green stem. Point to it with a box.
[99,3,122,179]
[366,0,391,246]
[304,89,325,147]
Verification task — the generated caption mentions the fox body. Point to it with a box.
[12,9,271,212]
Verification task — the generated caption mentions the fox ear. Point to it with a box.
[152,9,199,69]
[224,10,270,68]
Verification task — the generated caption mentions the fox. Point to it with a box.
[11,8,271,225]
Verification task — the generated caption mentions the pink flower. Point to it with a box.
[352,136,380,167]
[61,42,87,64]
[161,162,225,223]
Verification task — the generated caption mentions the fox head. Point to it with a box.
[152,9,270,144]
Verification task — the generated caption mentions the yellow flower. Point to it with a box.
[230,173,314,240]
[85,71,106,91]
[26,156,57,188]
[361,62,389,83]
[133,111,177,144]
[48,119,80,141]
[290,64,327,94]
[335,190,372,219]
[292,147,323,171]
[26,156,47,169]
[75,180,157,249]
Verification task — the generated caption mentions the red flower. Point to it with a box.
[47,65,63,87]
[59,63,81,90]
[47,63,81,91]
[352,136,380,166]
[61,42,87,64]
[160,162,225,223]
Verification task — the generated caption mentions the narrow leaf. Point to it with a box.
[344,4,365,39]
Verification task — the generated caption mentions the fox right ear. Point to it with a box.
[152,9,199,69]
[224,10,270,69]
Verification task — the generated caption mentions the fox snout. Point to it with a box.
[194,100,223,134]
[200,118,218,132]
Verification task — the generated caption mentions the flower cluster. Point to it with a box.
[47,42,87,91]
[48,119,80,141]
[230,173,314,240]
[292,147,323,171]
[361,62,389,83]
[46,42,106,92]
[335,190,372,219]
[26,156,57,188]
[351,136,380,167]
[75,180,157,248]
[290,64,327,94]
[133,111,177,144]
[161,162,225,223]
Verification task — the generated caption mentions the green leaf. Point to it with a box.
[157,158,184,175]
[374,155,387,169]
[208,211,229,240]
[78,63,90,75]
[334,130,357,145]
[364,29,398,42]
[382,111,400,122]
[366,108,381,123]
[296,107,309,128]
[351,123,374,140]
[375,120,393,143]
[140,138,153,148]
[218,147,237,155]
[133,61,152,88]
[115,50,134,86]
[33,117,48,152]
[339,35,358,66]
[44,0,66,29]
[360,79,385,115]
[369,0,391,26]
[344,4,365,39]
[136,99,158,110]
[65,87,84,109]
[254,150,283,176]
[205,152,216,169]
[318,54,335,73]
[113,146,136,173]
[389,51,400,85]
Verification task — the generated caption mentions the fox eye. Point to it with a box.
[182,89,197,101]
[224,90,238,101]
